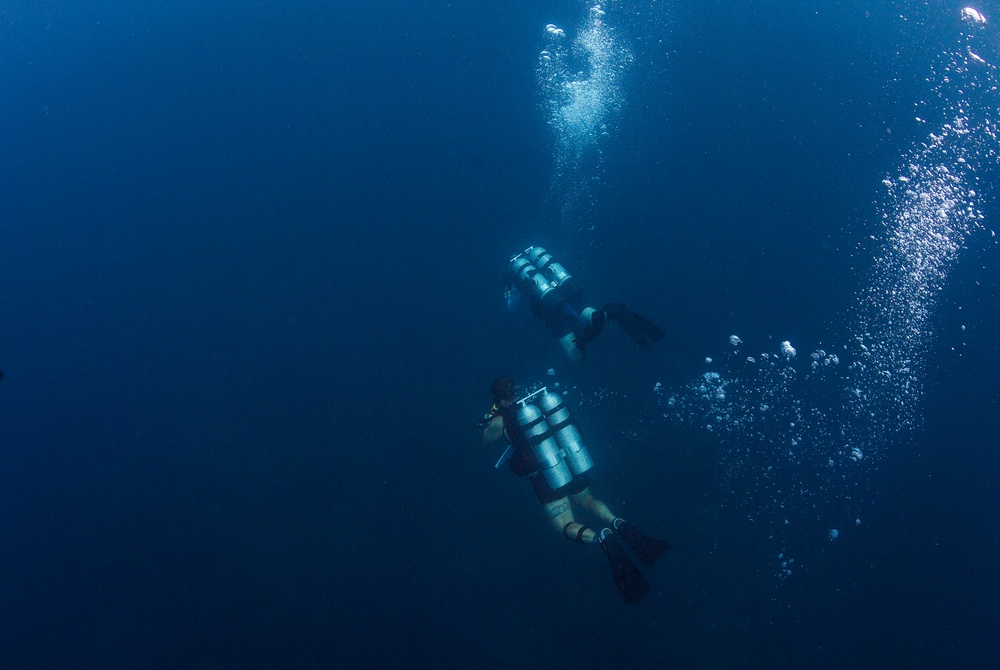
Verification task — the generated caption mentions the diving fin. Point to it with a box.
[614,519,671,568]
[631,311,664,342]
[597,529,649,604]
[603,303,664,351]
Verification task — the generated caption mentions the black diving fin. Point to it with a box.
[631,311,664,342]
[613,519,671,568]
[597,529,649,604]
[603,303,664,351]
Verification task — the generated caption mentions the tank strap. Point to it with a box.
[546,415,575,432]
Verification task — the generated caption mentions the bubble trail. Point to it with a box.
[537,4,633,232]
[852,5,996,447]
[654,8,1000,578]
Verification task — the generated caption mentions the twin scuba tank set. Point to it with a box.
[496,387,594,489]
[500,246,594,486]
[506,246,579,311]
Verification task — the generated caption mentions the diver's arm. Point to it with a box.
[483,415,506,448]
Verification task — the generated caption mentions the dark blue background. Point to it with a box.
[1,1,997,667]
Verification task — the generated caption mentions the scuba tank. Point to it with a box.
[509,255,560,309]
[538,391,593,475]
[516,402,574,490]
[526,246,578,299]
[508,387,593,488]
[508,246,579,309]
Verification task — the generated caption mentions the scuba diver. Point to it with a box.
[481,375,670,604]
[504,246,665,361]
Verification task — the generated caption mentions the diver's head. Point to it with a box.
[491,376,516,404]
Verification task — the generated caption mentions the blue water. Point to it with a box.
[2,1,998,667]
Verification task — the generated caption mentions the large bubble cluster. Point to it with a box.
[538,4,633,231]
[652,8,998,577]
[656,339,870,578]
[851,7,994,441]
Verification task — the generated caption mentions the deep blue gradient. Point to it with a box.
[1,1,998,668]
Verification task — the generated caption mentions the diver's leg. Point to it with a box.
[570,487,670,569]
[558,307,606,360]
[558,332,583,361]
[569,487,617,525]
[548,487,649,602]
[575,307,606,345]
[543,498,597,544]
